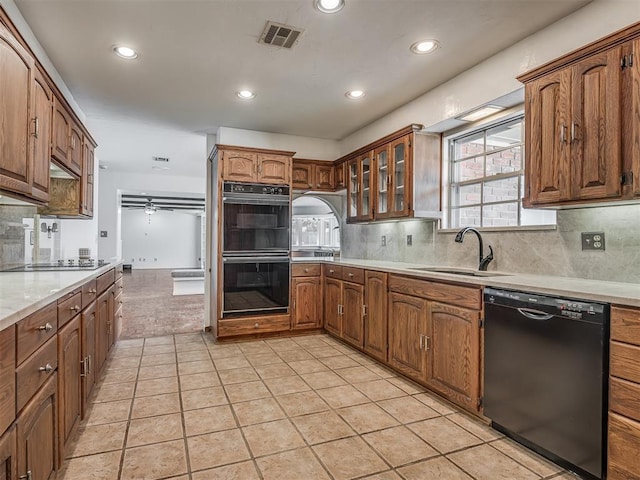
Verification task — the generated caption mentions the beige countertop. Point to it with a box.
[0,262,122,331]
[293,257,640,307]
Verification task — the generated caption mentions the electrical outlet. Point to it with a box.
[381,235,386,246]
[100,230,108,238]
[581,232,606,251]
[407,235,412,246]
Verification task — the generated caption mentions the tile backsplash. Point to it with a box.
[341,203,640,284]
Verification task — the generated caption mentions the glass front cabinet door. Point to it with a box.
[375,145,390,217]
[390,135,410,217]
[347,153,375,222]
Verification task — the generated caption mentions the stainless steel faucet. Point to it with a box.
[454,227,494,271]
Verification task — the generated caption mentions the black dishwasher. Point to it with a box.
[484,287,609,480]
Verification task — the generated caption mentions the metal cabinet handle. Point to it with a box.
[254,323,260,329]
[559,123,567,144]
[39,363,53,373]
[70,305,80,312]
[571,122,579,142]
[33,117,39,139]
[329,269,335,274]
[80,359,86,377]
[87,355,91,373]
[38,322,53,332]
[419,334,424,349]
[424,336,429,351]
[304,268,309,273]
[19,471,33,480]
[362,305,367,317]
[348,273,354,277]
[88,288,97,294]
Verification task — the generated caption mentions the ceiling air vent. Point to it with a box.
[259,21,303,49]
[153,156,170,163]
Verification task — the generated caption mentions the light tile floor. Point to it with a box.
[60,333,578,480]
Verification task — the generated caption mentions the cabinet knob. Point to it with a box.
[38,364,53,373]
[348,273,354,277]
[254,323,260,329]
[88,288,97,294]
[329,269,335,273]
[304,268,309,273]
[38,322,53,332]
[70,305,80,312]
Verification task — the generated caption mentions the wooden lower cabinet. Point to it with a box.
[324,278,342,336]
[17,374,58,480]
[291,277,322,330]
[388,292,428,381]
[342,282,364,348]
[426,302,481,411]
[57,315,82,462]
[0,425,17,480]
[608,412,640,479]
[363,271,388,362]
[95,289,111,374]
[0,327,15,435]
[81,301,96,416]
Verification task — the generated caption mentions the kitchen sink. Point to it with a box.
[409,267,512,277]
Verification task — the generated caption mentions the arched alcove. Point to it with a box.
[291,195,340,256]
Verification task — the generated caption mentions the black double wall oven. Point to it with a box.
[222,182,290,318]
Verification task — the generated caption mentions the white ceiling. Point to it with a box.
[15,0,590,143]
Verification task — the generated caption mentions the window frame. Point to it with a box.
[441,109,556,232]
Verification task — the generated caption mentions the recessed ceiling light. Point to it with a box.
[236,90,256,99]
[345,90,365,100]
[315,0,345,14]
[410,40,439,55]
[457,105,505,122]
[113,45,139,59]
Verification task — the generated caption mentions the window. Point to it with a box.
[291,215,340,248]
[445,114,555,229]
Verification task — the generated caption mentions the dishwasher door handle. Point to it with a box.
[517,308,554,321]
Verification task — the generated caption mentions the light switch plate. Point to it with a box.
[381,235,386,246]
[407,235,412,246]
[581,232,605,251]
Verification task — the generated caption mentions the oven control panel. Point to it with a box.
[224,182,290,196]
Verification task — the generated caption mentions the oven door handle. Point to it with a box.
[223,256,290,264]
[223,194,290,205]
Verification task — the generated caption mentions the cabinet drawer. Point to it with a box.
[610,341,640,383]
[323,265,342,280]
[389,275,481,310]
[611,306,640,345]
[610,377,640,423]
[96,268,115,295]
[16,302,58,366]
[608,412,640,479]
[82,279,97,309]
[58,291,82,328]
[342,267,364,284]
[16,336,57,412]
[292,263,321,277]
[218,315,290,337]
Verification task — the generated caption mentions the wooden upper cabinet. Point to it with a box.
[259,153,290,185]
[220,147,292,185]
[292,160,334,191]
[80,138,95,217]
[223,150,258,182]
[51,96,71,170]
[0,21,34,197]
[347,152,375,222]
[315,163,334,190]
[525,69,571,206]
[334,161,346,190]
[520,27,640,207]
[571,47,622,201]
[31,69,52,203]
[68,122,83,177]
[292,161,313,189]
[389,135,411,217]
[426,302,481,411]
